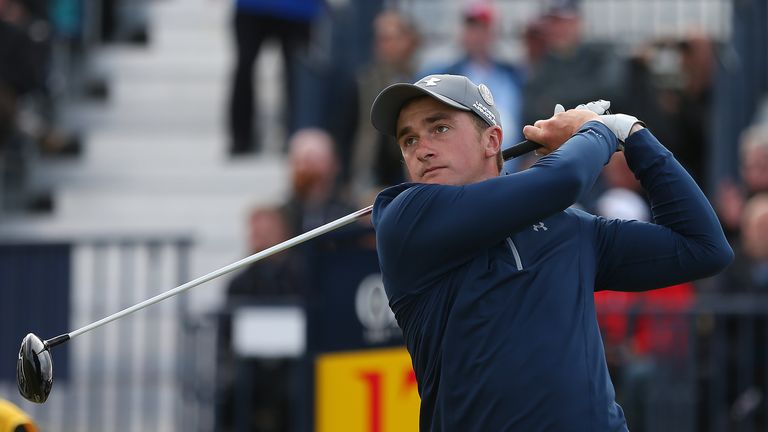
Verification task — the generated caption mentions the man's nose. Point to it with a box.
[415,139,435,161]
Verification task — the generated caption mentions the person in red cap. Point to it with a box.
[420,1,525,174]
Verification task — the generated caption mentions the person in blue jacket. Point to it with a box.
[368,74,733,431]
[227,0,322,155]
[420,1,525,174]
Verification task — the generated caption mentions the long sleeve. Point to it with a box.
[373,121,616,291]
[594,128,734,291]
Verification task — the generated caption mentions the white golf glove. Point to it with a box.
[554,99,610,116]
[575,99,611,115]
[599,113,643,143]
[557,100,643,145]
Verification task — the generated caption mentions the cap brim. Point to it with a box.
[370,83,471,137]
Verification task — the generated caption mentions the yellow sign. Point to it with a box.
[316,347,420,432]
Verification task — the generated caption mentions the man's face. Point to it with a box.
[248,210,288,253]
[542,14,582,53]
[461,20,494,60]
[742,146,768,193]
[396,97,497,185]
[743,200,768,259]
[290,137,337,199]
[374,13,417,66]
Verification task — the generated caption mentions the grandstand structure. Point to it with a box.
[1,0,287,430]
[400,0,731,67]
[0,0,764,431]
[0,0,290,313]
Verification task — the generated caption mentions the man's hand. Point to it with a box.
[600,114,644,142]
[522,108,602,156]
[573,99,645,143]
[575,100,611,115]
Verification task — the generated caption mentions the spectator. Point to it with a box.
[521,16,547,73]
[348,9,420,206]
[0,399,37,432]
[717,124,768,237]
[613,40,677,154]
[522,2,627,134]
[0,0,50,143]
[740,194,768,289]
[227,0,323,155]
[718,193,768,293]
[739,126,768,194]
[0,0,51,210]
[227,206,306,300]
[99,0,150,45]
[421,0,525,173]
[1,0,82,160]
[218,206,306,432]
[669,32,715,185]
[281,128,353,234]
[710,193,768,430]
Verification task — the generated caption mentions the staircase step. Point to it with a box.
[69,101,222,134]
[10,0,294,316]
[149,0,230,32]
[97,46,229,82]
[55,189,284,235]
[83,130,225,166]
[33,153,287,188]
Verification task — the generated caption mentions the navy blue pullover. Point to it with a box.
[371,121,733,431]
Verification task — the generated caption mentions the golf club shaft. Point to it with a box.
[59,205,373,342]
[502,139,541,160]
[48,139,540,346]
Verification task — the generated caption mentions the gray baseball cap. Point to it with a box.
[370,74,502,137]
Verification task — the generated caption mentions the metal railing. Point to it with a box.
[3,231,768,432]
[0,233,204,432]
[598,294,768,432]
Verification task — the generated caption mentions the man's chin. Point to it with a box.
[422,174,459,185]
[421,168,447,183]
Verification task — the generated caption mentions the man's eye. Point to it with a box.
[435,125,449,134]
[402,137,417,148]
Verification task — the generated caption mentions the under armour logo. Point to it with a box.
[533,222,547,232]
[422,77,441,87]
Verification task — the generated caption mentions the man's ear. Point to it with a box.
[483,126,503,158]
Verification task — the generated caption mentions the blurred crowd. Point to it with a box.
[2,0,766,430]
[220,0,767,430]
[0,0,153,213]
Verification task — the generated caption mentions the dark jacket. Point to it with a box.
[372,122,732,431]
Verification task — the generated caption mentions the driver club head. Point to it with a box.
[17,333,54,403]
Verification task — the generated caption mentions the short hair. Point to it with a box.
[742,193,768,258]
[740,125,768,159]
[470,114,503,173]
[374,9,420,40]
[743,193,768,220]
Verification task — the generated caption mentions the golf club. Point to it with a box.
[16,138,541,403]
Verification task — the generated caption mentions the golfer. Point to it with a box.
[369,74,732,431]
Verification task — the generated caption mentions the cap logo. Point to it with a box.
[472,101,498,126]
[478,84,494,105]
[421,77,441,87]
